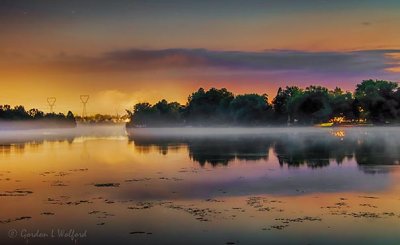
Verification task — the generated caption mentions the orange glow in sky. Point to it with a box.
[1,1,400,114]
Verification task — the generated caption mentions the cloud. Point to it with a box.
[42,48,400,76]
[2,48,400,85]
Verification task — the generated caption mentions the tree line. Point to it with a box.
[127,79,400,126]
[0,105,76,127]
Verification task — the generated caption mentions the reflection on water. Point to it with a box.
[1,126,400,244]
[129,128,400,168]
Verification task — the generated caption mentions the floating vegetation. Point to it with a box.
[360,203,378,208]
[333,202,349,207]
[322,200,351,210]
[359,196,379,199]
[0,216,31,224]
[264,216,322,231]
[205,199,224,203]
[51,180,68,186]
[348,212,382,218]
[165,204,221,222]
[275,216,322,223]
[0,189,33,196]
[46,197,93,206]
[158,177,183,181]
[128,202,154,210]
[94,183,120,187]
[125,178,151,182]
[69,168,89,172]
[127,201,174,210]
[40,171,56,176]
[246,196,283,212]
[88,210,114,218]
[328,210,397,219]
[269,224,289,230]
[55,172,70,177]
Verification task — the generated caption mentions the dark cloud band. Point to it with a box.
[46,48,400,76]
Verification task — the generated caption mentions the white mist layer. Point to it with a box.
[127,126,400,137]
[0,123,127,143]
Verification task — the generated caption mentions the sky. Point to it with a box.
[0,0,400,115]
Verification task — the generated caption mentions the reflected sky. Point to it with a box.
[1,126,399,199]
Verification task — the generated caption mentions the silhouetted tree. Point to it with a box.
[0,105,76,128]
[288,86,331,124]
[229,94,272,125]
[184,88,234,125]
[272,86,303,124]
[329,87,355,120]
[154,100,182,124]
[354,79,399,123]
[128,100,183,126]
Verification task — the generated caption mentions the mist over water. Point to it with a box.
[2,125,400,168]
[129,126,400,166]
[0,124,126,143]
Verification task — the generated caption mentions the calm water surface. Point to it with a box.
[1,126,400,244]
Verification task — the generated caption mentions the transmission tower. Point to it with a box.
[47,97,56,113]
[80,95,90,119]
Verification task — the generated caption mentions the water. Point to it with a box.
[1,126,400,244]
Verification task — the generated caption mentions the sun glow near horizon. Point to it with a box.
[1,0,400,114]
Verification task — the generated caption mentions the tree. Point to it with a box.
[354,79,399,123]
[154,100,183,125]
[292,86,332,124]
[28,109,44,119]
[128,100,183,126]
[129,102,157,126]
[184,88,234,124]
[328,87,355,120]
[229,94,272,125]
[272,86,302,124]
